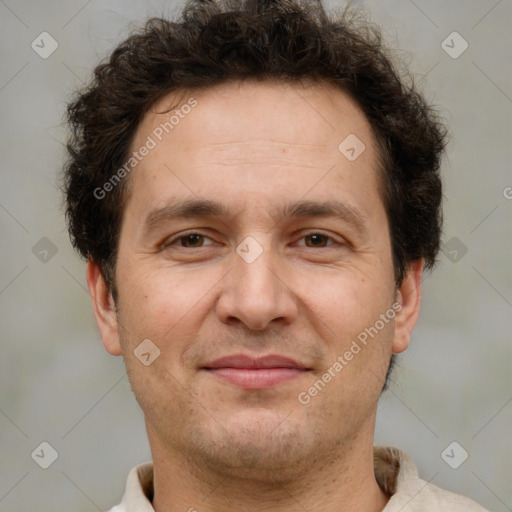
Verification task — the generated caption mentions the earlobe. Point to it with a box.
[86,259,123,356]
[391,259,423,354]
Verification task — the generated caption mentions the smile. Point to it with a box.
[203,354,310,389]
[204,367,308,389]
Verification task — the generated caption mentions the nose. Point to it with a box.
[215,237,298,331]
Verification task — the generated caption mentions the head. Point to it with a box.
[63,0,446,480]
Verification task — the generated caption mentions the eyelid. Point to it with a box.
[293,230,341,246]
[161,229,344,249]
[160,230,215,249]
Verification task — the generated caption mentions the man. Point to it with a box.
[62,0,489,510]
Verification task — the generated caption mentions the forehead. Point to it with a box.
[138,79,376,150]
[124,79,382,216]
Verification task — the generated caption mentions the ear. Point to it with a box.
[86,259,122,356]
[392,259,423,354]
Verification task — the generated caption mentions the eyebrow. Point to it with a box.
[144,198,368,236]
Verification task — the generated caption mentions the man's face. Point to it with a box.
[89,80,420,479]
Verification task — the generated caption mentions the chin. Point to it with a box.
[201,436,315,483]
[182,413,319,482]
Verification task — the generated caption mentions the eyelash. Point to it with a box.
[162,231,341,250]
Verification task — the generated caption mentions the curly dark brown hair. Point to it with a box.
[62,0,447,304]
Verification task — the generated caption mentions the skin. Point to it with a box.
[87,79,423,512]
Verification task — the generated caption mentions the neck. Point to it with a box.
[148,421,390,512]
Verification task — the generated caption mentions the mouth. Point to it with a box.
[202,354,310,390]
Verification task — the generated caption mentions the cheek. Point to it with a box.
[116,263,219,351]
[301,267,391,337]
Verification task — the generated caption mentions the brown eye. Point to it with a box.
[178,234,207,248]
[304,234,331,248]
[162,232,214,250]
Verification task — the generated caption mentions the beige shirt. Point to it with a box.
[106,446,489,511]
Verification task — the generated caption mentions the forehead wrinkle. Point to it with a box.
[202,139,326,149]
[193,141,329,160]
[190,139,334,169]
[193,160,325,169]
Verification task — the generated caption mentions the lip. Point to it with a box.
[203,354,309,390]
[204,354,307,370]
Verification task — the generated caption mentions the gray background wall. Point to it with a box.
[0,1,510,511]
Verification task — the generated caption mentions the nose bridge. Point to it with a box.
[216,234,296,330]
[237,235,278,294]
